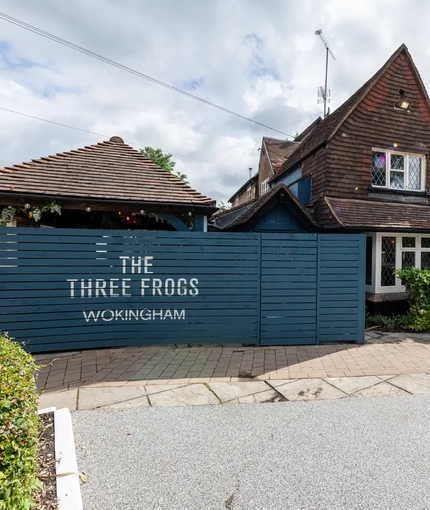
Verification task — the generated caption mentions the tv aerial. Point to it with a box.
[315,29,336,118]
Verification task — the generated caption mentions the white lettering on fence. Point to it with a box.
[82,309,186,322]
[69,255,199,324]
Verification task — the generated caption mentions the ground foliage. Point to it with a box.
[0,334,41,509]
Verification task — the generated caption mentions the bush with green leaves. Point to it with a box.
[0,334,41,509]
[365,313,399,331]
[395,268,430,332]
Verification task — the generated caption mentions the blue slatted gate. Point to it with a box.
[0,228,365,352]
[260,234,365,345]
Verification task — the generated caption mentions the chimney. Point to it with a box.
[249,167,252,179]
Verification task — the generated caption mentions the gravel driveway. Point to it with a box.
[73,395,430,510]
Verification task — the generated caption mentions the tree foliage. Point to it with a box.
[140,147,188,183]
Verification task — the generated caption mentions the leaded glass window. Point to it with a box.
[402,251,415,268]
[371,152,386,187]
[408,156,421,190]
[371,150,424,191]
[381,236,396,286]
[421,252,430,270]
[402,237,415,248]
[390,154,404,189]
[421,238,430,249]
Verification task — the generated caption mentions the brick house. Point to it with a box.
[211,44,430,311]
[0,136,217,231]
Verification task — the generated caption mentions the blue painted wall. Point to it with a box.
[0,228,365,351]
[251,204,307,233]
[275,166,302,186]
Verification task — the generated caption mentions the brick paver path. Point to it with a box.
[35,332,430,393]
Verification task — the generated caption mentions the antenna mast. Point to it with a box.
[315,29,336,118]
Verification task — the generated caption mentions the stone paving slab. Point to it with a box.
[274,379,346,401]
[39,388,78,411]
[38,371,430,412]
[209,381,270,402]
[351,382,409,398]
[98,396,151,409]
[145,384,190,395]
[324,376,381,395]
[388,373,430,394]
[78,386,147,410]
[148,383,220,407]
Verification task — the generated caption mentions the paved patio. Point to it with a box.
[34,330,430,395]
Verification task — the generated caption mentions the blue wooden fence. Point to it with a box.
[0,228,365,352]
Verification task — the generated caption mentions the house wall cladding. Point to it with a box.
[326,53,430,200]
[0,228,365,352]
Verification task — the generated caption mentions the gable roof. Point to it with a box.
[0,137,216,211]
[210,184,319,232]
[273,43,430,182]
[324,197,430,231]
[294,116,322,142]
[262,137,298,173]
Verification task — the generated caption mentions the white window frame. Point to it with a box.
[261,178,270,195]
[247,186,252,202]
[371,233,430,294]
[371,148,426,191]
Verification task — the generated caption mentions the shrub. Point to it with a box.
[365,313,399,331]
[0,334,41,510]
[395,268,430,332]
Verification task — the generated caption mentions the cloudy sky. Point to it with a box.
[0,0,429,204]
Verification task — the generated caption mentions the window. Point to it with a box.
[371,150,425,191]
[261,179,270,195]
[376,234,430,291]
[246,186,252,202]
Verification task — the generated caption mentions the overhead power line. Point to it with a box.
[0,106,244,170]
[0,11,294,138]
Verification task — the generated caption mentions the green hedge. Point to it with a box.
[395,268,430,332]
[0,334,41,510]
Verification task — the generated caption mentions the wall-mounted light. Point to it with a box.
[24,203,31,210]
[140,210,145,215]
[395,89,411,110]
[86,207,92,213]
[188,212,193,216]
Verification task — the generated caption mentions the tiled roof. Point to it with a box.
[0,137,216,208]
[209,200,256,230]
[274,44,420,182]
[294,117,322,142]
[262,137,298,173]
[325,197,430,230]
[211,184,319,231]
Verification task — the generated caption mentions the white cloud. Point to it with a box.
[1,0,430,203]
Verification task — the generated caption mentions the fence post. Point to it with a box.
[257,234,262,346]
[357,235,366,344]
[316,234,321,345]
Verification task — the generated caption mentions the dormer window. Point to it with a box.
[371,150,425,191]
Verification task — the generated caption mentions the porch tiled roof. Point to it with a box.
[325,197,430,230]
[0,137,216,207]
